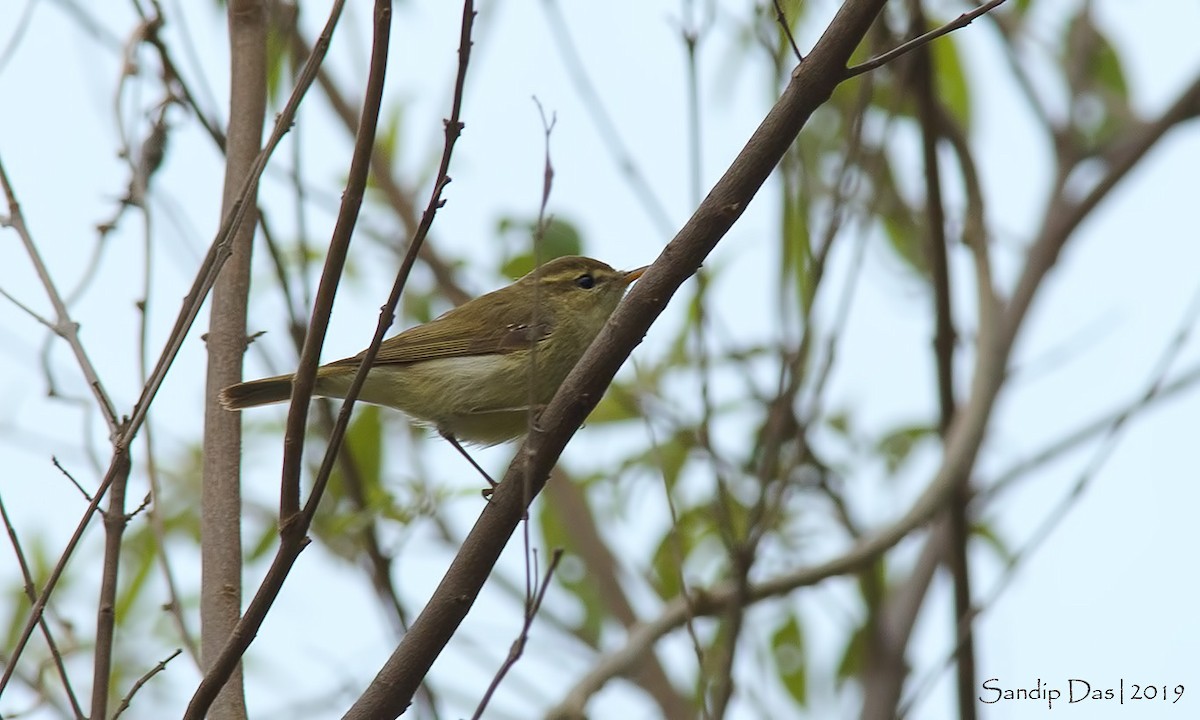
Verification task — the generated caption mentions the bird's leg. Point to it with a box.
[525,404,549,434]
[439,431,498,499]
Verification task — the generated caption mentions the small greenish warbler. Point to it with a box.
[220,256,646,447]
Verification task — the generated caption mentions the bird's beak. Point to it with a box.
[623,265,649,284]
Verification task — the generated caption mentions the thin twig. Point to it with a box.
[471,549,563,719]
[136,206,201,664]
[845,0,1010,79]
[52,457,93,502]
[526,96,556,508]
[111,648,183,719]
[0,491,86,720]
[640,414,707,717]
[772,0,804,63]
[0,284,56,331]
[0,157,119,433]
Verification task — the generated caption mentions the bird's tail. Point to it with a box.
[219,374,294,410]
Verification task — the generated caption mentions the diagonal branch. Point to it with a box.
[344,1,894,717]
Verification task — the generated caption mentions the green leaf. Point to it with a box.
[536,493,605,645]
[771,613,808,706]
[586,382,643,425]
[932,33,971,127]
[1064,12,1131,149]
[780,183,814,313]
[498,216,585,279]
[836,621,868,684]
[1091,37,1128,101]
[344,405,383,491]
[881,207,928,279]
[375,102,406,168]
[875,423,936,474]
[264,23,290,106]
[648,504,711,599]
[825,409,852,437]
[972,520,1015,564]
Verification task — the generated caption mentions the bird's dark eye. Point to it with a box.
[575,273,596,289]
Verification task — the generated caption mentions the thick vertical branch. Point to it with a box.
[184,0,395,715]
[89,452,132,718]
[200,1,268,718]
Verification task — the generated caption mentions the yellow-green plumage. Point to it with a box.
[219,255,645,445]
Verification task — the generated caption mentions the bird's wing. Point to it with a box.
[329,309,553,367]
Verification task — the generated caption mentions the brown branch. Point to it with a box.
[1004,71,1200,356]
[861,520,947,720]
[89,444,132,718]
[345,2,893,717]
[199,0,269,716]
[862,38,995,718]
